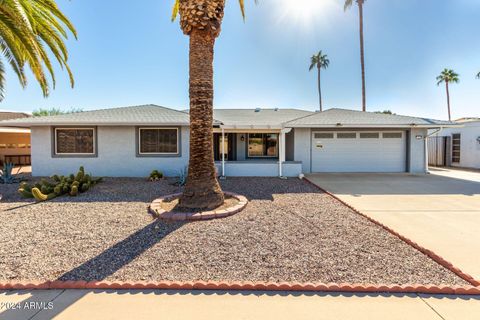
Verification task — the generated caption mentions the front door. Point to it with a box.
[214,133,236,161]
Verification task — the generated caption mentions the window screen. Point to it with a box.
[55,128,95,154]
[452,133,461,163]
[139,128,178,154]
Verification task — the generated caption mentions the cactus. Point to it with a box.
[70,185,78,196]
[31,188,57,202]
[18,188,34,198]
[17,166,102,201]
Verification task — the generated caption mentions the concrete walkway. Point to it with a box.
[306,168,480,281]
[1,289,480,320]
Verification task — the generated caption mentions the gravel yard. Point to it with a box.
[0,176,469,285]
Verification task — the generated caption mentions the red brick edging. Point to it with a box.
[2,179,478,295]
[303,177,480,288]
[149,192,248,221]
[1,280,479,295]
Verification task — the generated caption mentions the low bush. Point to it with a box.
[149,170,163,181]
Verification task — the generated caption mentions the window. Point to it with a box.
[337,132,357,139]
[314,132,334,139]
[55,128,95,155]
[452,133,461,163]
[139,128,179,155]
[360,132,380,139]
[248,133,278,157]
[383,132,402,139]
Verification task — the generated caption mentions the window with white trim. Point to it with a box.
[314,133,334,139]
[452,133,461,163]
[139,128,179,155]
[54,128,95,155]
[337,132,357,139]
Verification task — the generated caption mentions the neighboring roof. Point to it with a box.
[0,111,30,121]
[213,108,314,129]
[455,117,480,123]
[0,105,191,127]
[285,108,458,128]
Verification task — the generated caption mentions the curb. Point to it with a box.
[303,177,480,288]
[0,280,479,295]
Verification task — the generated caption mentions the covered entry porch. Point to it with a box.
[213,127,302,177]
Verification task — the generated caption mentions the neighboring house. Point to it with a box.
[0,111,31,166]
[0,105,457,177]
[432,118,480,169]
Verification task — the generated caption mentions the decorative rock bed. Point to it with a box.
[149,192,248,221]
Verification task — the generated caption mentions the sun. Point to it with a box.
[281,0,327,19]
[275,0,338,28]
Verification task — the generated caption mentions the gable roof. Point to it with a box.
[213,108,313,129]
[285,108,457,128]
[0,105,191,126]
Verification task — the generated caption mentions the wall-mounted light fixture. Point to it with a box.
[240,135,245,142]
[416,135,423,140]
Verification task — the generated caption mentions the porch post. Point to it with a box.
[279,131,285,177]
[221,127,225,177]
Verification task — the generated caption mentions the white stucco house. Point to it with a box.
[434,118,480,169]
[0,105,457,177]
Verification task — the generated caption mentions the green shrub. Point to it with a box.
[149,170,163,181]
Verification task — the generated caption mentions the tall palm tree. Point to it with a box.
[172,0,255,209]
[344,0,367,112]
[436,69,459,121]
[0,0,76,100]
[309,51,329,112]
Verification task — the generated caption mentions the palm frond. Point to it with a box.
[171,0,179,22]
[344,0,354,11]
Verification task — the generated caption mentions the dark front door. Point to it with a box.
[214,133,236,161]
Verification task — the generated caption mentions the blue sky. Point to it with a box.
[2,0,479,120]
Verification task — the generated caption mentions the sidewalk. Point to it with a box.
[1,289,480,320]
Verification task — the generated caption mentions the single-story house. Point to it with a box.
[0,111,31,166]
[430,118,480,169]
[0,104,457,177]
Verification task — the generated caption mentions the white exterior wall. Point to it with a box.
[31,126,190,177]
[439,122,480,169]
[409,128,428,174]
[293,128,311,174]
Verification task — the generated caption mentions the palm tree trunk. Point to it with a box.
[179,28,224,210]
[446,81,451,121]
[317,67,323,112]
[358,0,367,112]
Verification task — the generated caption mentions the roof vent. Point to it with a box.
[255,108,261,112]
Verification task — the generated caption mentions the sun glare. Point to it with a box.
[276,0,338,28]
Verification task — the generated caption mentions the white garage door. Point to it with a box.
[311,131,407,172]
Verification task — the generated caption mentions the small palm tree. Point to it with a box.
[309,51,330,112]
[172,0,256,209]
[0,0,76,100]
[344,0,367,112]
[436,69,459,121]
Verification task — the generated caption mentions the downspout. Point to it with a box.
[221,127,225,178]
[425,127,443,174]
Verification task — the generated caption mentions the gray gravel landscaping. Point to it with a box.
[0,176,469,286]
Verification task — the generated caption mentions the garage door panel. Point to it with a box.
[312,131,406,173]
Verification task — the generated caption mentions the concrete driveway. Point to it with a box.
[306,168,480,281]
